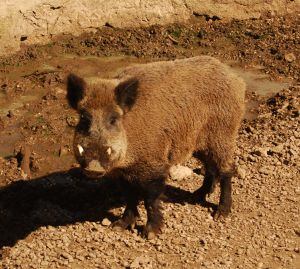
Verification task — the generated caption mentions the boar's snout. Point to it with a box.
[76,142,118,177]
[83,159,106,178]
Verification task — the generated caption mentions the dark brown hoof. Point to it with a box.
[213,205,231,221]
[142,223,163,240]
[111,218,136,231]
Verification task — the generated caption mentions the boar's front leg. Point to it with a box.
[111,181,140,231]
[193,151,218,203]
[141,177,165,239]
[214,170,233,220]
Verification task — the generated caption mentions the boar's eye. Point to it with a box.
[109,115,118,126]
[77,110,92,133]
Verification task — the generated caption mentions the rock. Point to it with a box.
[66,116,79,127]
[237,166,247,179]
[259,167,270,175]
[130,255,151,269]
[61,252,73,262]
[237,248,243,255]
[169,165,193,181]
[101,218,111,226]
[257,262,264,268]
[271,144,284,154]
[284,53,296,62]
[16,145,32,179]
[7,110,14,118]
[253,147,269,157]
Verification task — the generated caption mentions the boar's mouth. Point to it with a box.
[82,159,106,178]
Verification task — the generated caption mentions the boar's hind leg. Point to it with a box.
[214,170,233,220]
[142,177,165,239]
[193,151,218,203]
[111,182,139,231]
[194,146,234,220]
[212,145,235,220]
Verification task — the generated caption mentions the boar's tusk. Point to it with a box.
[106,147,112,156]
[77,144,84,155]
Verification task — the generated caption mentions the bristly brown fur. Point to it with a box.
[84,85,115,109]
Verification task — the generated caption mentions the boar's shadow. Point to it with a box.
[0,169,214,248]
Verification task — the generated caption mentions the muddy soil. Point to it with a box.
[0,14,299,269]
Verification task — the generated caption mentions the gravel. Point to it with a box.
[0,15,299,269]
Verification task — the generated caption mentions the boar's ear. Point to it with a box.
[67,73,86,110]
[115,78,139,113]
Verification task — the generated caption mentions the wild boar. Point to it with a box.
[66,56,245,239]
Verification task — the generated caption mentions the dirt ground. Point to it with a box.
[0,14,299,269]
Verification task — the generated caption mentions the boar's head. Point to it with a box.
[66,74,138,177]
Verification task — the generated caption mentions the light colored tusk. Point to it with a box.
[106,147,112,156]
[77,144,84,155]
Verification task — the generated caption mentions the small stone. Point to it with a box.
[237,166,246,179]
[237,248,243,255]
[130,255,151,268]
[169,165,193,181]
[41,261,49,267]
[76,255,84,261]
[259,167,270,175]
[16,145,32,179]
[271,144,284,154]
[257,262,264,268]
[66,116,79,127]
[101,218,111,226]
[253,147,269,157]
[7,110,14,118]
[284,53,296,62]
[61,252,74,262]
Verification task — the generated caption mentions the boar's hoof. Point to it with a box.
[111,219,136,231]
[193,184,217,204]
[142,223,162,240]
[213,205,231,221]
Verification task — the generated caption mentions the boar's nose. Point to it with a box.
[86,160,106,174]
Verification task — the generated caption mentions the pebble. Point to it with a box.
[257,262,264,268]
[253,147,269,157]
[66,116,79,127]
[284,52,296,62]
[259,167,271,175]
[169,165,193,181]
[61,252,73,262]
[101,218,111,226]
[237,166,247,179]
[271,144,284,154]
[7,110,14,118]
[130,255,151,269]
